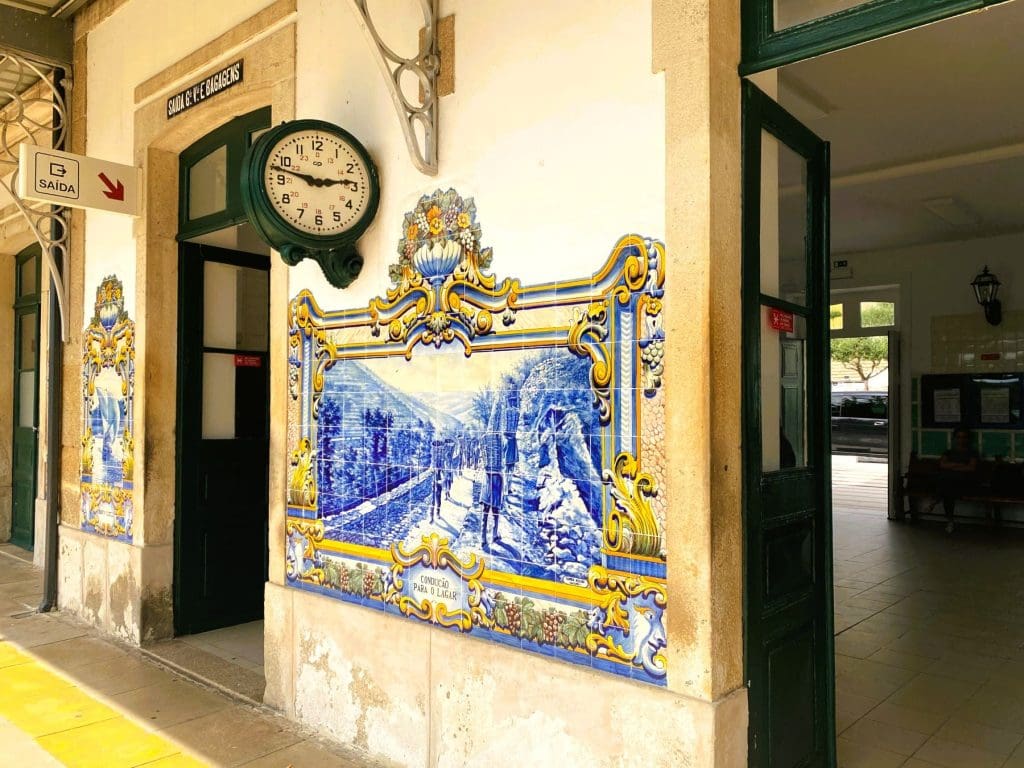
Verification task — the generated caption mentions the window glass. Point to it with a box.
[860,301,895,328]
[773,0,876,30]
[188,145,228,220]
[760,131,808,306]
[839,395,887,419]
[762,308,809,471]
[829,303,843,330]
[18,254,37,297]
[19,371,35,428]
[202,352,236,439]
[203,262,269,351]
[19,313,37,370]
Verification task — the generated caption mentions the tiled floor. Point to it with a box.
[833,456,1024,767]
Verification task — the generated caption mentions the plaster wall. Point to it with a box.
[289,0,665,306]
[66,0,749,765]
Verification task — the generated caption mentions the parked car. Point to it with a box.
[831,390,888,457]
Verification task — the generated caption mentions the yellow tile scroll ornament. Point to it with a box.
[80,275,135,541]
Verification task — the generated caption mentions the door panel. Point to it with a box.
[12,246,40,551]
[175,242,269,635]
[743,80,834,767]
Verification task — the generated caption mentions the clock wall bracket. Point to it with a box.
[348,0,439,176]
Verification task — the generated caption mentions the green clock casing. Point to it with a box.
[240,119,381,288]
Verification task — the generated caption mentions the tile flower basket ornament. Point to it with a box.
[286,189,670,685]
[372,188,516,350]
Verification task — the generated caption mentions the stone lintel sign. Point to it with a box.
[167,60,244,119]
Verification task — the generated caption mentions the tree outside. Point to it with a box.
[830,302,894,390]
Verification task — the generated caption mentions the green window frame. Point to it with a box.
[741,0,1010,74]
[178,106,271,240]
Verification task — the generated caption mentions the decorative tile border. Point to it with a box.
[80,275,135,541]
[285,189,668,684]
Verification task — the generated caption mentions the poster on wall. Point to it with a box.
[933,388,961,423]
[980,387,1011,424]
[284,189,668,685]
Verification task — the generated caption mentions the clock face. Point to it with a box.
[263,129,372,237]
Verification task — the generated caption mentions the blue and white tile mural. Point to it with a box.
[287,189,668,684]
[81,275,135,541]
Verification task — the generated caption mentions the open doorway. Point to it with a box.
[770,2,1024,765]
[142,108,272,701]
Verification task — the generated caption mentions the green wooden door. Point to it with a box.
[12,245,41,550]
[174,242,270,635]
[742,81,834,767]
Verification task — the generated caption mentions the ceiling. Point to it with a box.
[0,0,66,14]
[778,0,1024,255]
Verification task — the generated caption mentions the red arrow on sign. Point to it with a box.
[98,172,124,201]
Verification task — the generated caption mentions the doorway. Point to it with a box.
[171,108,272,652]
[741,80,834,768]
[174,241,269,636]
[746,1,1024,765]
[11,244,40,551]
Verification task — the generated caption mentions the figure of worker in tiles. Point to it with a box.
[480,387,519,548]
[442,436,458,503]
[430,438,445,524]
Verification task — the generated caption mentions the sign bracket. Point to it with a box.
[0,51,71,342]
[348,0,439,175]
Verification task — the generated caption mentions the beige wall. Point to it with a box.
[60,0,750,765]
[58,1,297,643]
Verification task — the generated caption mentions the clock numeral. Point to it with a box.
[297,208,305,219]
[333,211,341,223]
[346,163,356,173]
[277,174,286,185]
[327,157,335,164]
[345,200,353,210]
[282,193,290,204]
[296,144,303,155]
[315,214,324,226]
[281,156,292,167]
[349,182,358,192]
[312,139,324,151]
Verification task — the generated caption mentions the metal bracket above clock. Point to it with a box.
[348,0,439,176]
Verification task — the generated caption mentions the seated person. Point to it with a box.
[937,426,979,533]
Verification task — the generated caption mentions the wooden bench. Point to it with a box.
[900,454,1024,524]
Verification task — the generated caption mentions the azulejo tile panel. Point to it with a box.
[80,275,135,542]
[286,189,667,684]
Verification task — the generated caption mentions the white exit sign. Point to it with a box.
[18,144,139,217]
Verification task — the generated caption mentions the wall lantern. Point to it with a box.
[971,265,1002,326]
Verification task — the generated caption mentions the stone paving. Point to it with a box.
[0,544,375,767]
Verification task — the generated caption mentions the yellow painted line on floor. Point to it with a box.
[0,640,208,768]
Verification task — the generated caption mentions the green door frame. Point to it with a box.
[741,0,1012,74]
[178,106,271,241]
[742,80,835,767]
[12,245,42,550]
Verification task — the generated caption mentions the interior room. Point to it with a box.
[776,3,1024,765]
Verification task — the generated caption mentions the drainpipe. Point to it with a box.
[39,66,67,613]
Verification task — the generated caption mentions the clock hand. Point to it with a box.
[271,165,359,189]
[270,165,318,185]
[318,177,359,189]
